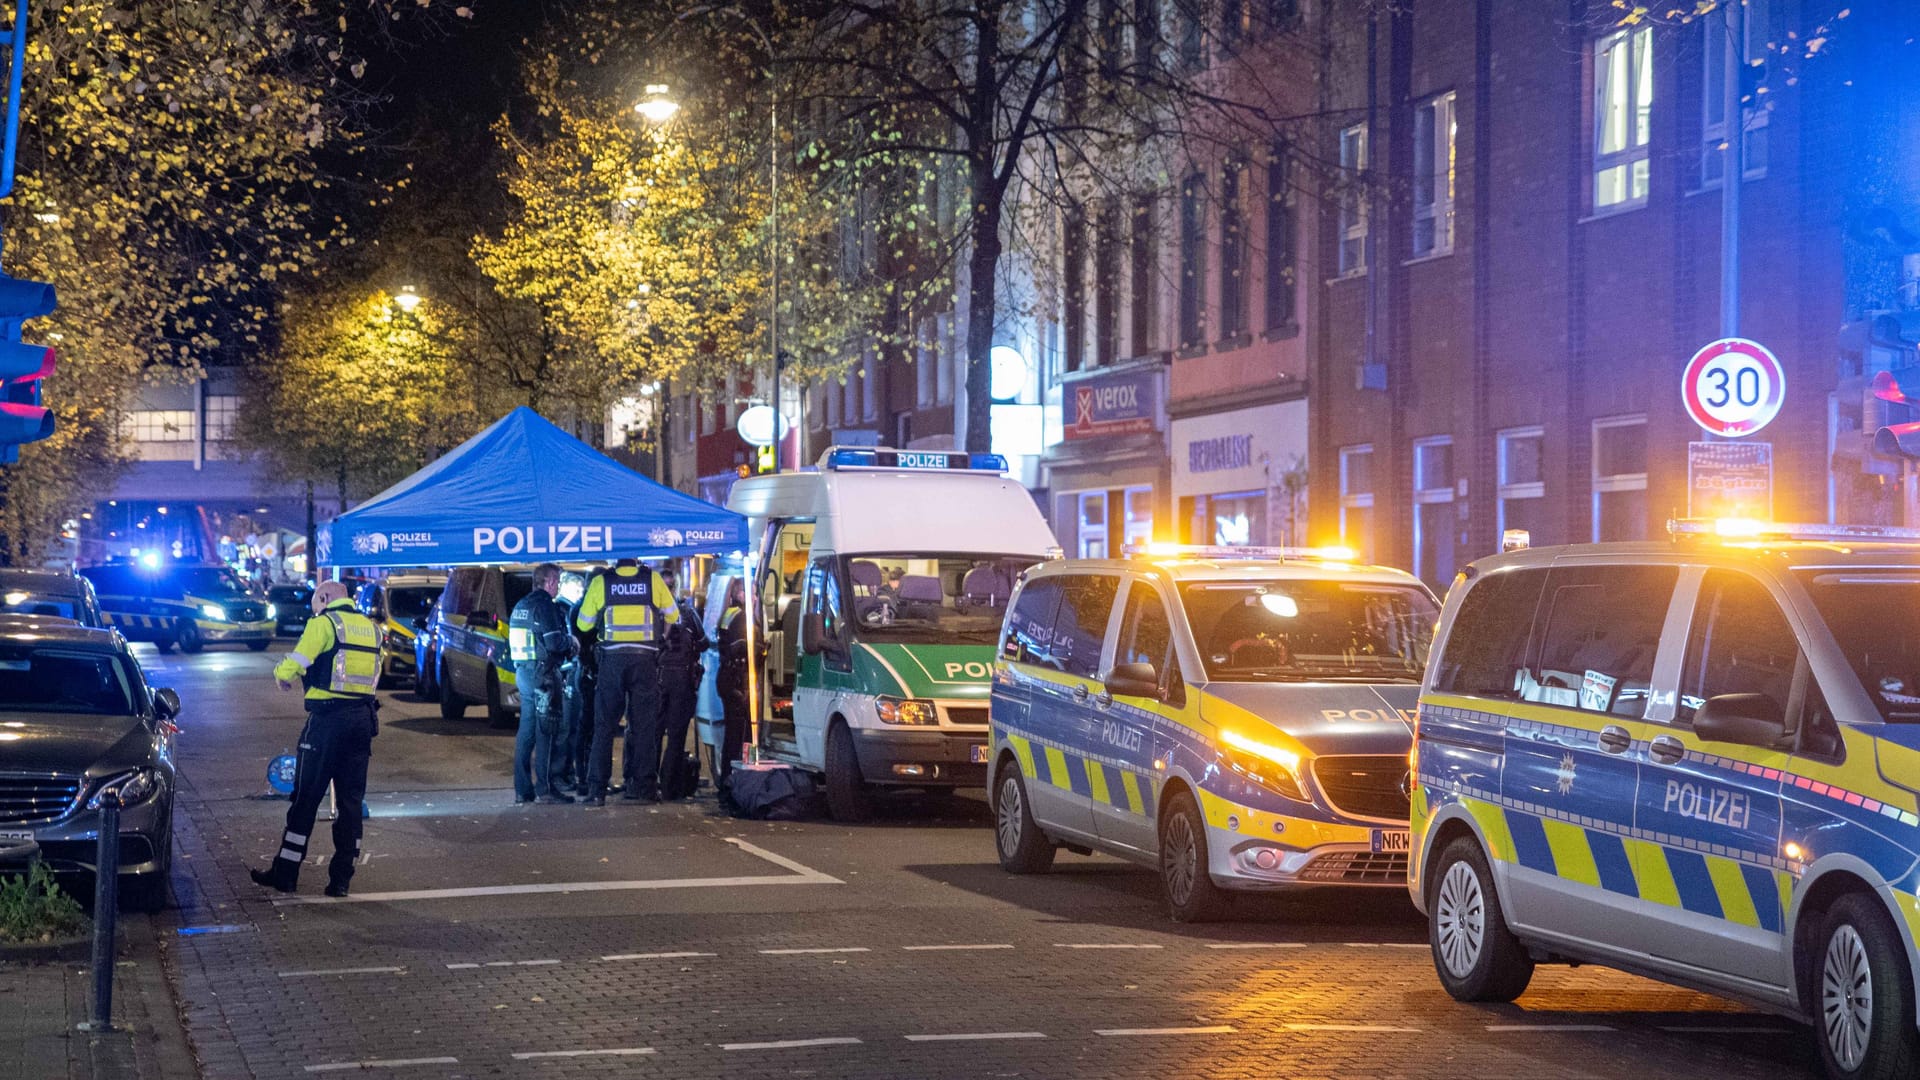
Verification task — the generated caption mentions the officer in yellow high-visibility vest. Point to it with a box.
[251,580,380,897]
[574,559,680,806]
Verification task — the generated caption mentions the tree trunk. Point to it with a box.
[963,202,1002,454]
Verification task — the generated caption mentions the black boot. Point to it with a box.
[323,881,350,898]
[250,867,297,894]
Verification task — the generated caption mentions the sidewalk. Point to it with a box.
[0,913,199,1080]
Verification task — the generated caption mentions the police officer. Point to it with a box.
[553,571,589,794]
[251,580,379,897]
[509,562,575,805]
[654,567,711,800]
[574,558,679,806]
[713,578,750,794]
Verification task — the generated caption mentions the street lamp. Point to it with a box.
[393,285,423,314]
[634,84,680,125]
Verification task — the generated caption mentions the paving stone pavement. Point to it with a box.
[0,913,199,1080]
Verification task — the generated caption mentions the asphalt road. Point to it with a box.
[145,642,1824,1079]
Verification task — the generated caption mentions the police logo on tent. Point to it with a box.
[350,532,391,556]
[648,528,684,547]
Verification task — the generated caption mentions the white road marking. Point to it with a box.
[278,837,840,905]
[904,1032,1046,1042]
[601,951,717,961]
[1284,1023,1423,1033]
[445,964,478,970]
[304,1058,459,1072]
[1095,1026,1235,1036]
[1204,943,1306,950]
[901,944,1016,952]
[510,1048,655,1060]
[1486,1024,1616,1032]
[759,947,870,955]
[1053,943,1163,950]
[1658,1025,1793,1034]
[278,966,405,978]
[721,1037,863,1051]
[446,960,558,970]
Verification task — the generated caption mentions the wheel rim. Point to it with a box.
[1164,812,1198,907]
[995,776,1023,857]
[1435,861,1487,980]
[1822,923,1874,1071]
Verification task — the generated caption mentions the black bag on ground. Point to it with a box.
[725,764,821,820]
[665,751,700,800]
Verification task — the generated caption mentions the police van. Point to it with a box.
[727,447,1058,820]
[79,560,275,653]
[989,545,1440,921]
[1410,521,1920,1080]
[354,571,447,688]
[420,564,535,726]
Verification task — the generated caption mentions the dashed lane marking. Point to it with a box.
[445,960,560,970]
[1486,1024,1616,1032]
[721,1037,863,1051]
[305,1058,459,1072]
[759,947,871,955]
[601,951,717,961]
[278,966,405,978]
[1284,1023,1423,1033]
[1053,943,1164,950]
[901,944,1016,951]
[1095,1026,1236,1037]
[1204,943,1306,950]
[904,1032,1047,1042]
[276,837,840,905]
[510,1049,655,1060]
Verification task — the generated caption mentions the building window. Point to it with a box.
[1496,426,1545,545]
[1265,143,1294,329]
[1700,0,1768,187]
[1338,444,1374,561]
[862,351,878,420]
[1133,0,1162,71]
[1178,172,1206,349]
[1412,91,1457,257]
[1129,194,1156,356]
[1338,123,1368,275]
[1413,436,1455,588]
[1219,156,1248,340]
[1123,486,1154,549]
[203,395,239,442]
[1064,204,1088,371]
[1592,415,1648,541]
[1183,491,1267,547]
[1077,491,1109,558]
[1095,203,1121,367]
[1593,26,1653,210]
[1176,0,1205,71]
[126,409,193,444]
[1259,0,1298,33]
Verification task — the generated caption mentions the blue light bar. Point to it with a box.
[821,447,1008,473]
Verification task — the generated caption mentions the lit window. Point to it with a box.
[126,410,193,443]
[1413,436,1455,588]
[203,396,239,442]
[1701,1,1769,187]
[1593,26,1654,210]
[1592,415,1648,542]
[1497,427,1545,545]
[1078,491,1109,558]
[1338,124,1369,274]
[1412,92,1457,257]
[1338,445,1374,562]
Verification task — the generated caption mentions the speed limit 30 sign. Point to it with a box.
[1682,337,1784,437]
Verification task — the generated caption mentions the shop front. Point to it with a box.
[1171,398,1309,547]
[1040,360,1169,557]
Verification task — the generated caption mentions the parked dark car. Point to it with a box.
[0,615,179,910]
[0,568,105,628]
[267,583,313,636]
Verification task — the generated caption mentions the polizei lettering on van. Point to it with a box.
[472,526,614,557]
[1662,779,1751,830]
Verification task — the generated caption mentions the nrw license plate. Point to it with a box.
[1372,829,1411,854]
[969,744,989,764]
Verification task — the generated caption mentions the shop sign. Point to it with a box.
[1171,400,1308,498]
[1064,367,1159,440]
[1687,440,1772,519]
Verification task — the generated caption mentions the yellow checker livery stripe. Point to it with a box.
[1002,728,1156,819]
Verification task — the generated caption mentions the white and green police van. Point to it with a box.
[727,447,1058,820]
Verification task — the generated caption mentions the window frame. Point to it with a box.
[1219,154,1249,341]
[1673,566,1804,729]
[1591,414,1649,543]
[1178,172,1207,349]
[1496,425,1545,543]
[1592,25,1654,211]
[1411,91,1458,258]
[1699,0,1769,188]
[1264,142,1295,330]
[1337,123,1369,275]
[1338,444,1374,559]
[1412,436,1454,585]
[1115,576,1185,704]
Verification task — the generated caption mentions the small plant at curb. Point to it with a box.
[0,864,88,944]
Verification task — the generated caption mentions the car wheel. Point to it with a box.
[1814,894,1920,1080]
[823,722,874,823]
[175,622,203,654]
[438,661,467,721]
[1428,835,1534,1003]
[992,766,1055,874]
[246,639,269,652]
[486,671,516,729]
[1159,788,1228,923]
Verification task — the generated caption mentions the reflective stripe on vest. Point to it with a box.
[599,571,659,645]
[508,625,538,662]
[318,610,380,696]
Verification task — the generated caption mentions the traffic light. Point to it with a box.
[1870,370,1920,459]
[0,274,55,465]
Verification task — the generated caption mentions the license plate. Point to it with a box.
[969,744,989,764]
[1372,829,1411,854]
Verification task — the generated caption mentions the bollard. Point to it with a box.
[79,789,121,1034]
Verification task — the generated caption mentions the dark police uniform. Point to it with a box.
[714,601,750,791]
[509,583,574,802]
[574,563,679,803]
[653,595,711,798]
[255,598,379,895]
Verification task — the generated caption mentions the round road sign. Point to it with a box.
[1681,337,1784,437]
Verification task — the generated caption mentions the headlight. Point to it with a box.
[200,604,228,622]
[89,768,160,809]
[1219,729,1307,802]
[266,603,278,619]
[875,695,939,725]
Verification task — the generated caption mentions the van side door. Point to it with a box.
[1004,573,1117,843]
[1094,576,1179,853]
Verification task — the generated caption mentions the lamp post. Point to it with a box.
[393,284,423,315]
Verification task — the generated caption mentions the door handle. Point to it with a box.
[1072,684,1090,702]
[1597,726,1632,754]
[1648,735,1686,764]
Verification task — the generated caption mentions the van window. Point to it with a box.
[81,566,138,597]
[1678,570,1799,725]
[443,568,483,617]
[1053,575,1118,680]
[1003,577,1062,666]
[1431,568,1548,698]
[803,559,847,646]
[1116,582,1180,699]
[1523,564,1676,716]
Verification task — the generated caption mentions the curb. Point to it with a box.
[0,932,92,965]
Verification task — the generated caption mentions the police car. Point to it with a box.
[989,544,1440,921]
[1411,520,1920,1080]
[78,560,275,653]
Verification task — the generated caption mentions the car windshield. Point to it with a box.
[842,553,1038,645]
[0,587,80,621]
[1801,574,1920,723]
[177,566,251,598]
[0,645,137,715]
[387,587,437,621]
[1179,578,1438,683]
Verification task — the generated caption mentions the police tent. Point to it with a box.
[317,406,746,568]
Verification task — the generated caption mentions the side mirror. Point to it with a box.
[152,687,181,720]
[1106,661,1162,700]
[1694,693,1788,749]
[802,612,830,655]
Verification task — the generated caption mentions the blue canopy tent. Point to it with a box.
[317,407,747,568]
